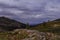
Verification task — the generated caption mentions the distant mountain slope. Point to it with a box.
[30,19,60,32]
[0,17,26,31]
[53,19,60,22]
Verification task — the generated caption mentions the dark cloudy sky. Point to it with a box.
[0,0,60,24]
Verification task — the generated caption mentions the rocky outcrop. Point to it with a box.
[7,29,57,40]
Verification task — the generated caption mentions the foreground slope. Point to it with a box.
[0,29,60,40]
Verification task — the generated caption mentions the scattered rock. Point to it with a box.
[7,29,56,40]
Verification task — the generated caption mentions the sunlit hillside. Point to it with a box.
[30,19,60,34]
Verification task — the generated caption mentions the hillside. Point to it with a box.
[30,19,60,33]
[0,16,60,33]
[0,17,26,31]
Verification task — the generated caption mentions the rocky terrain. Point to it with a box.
[1,29,59,40]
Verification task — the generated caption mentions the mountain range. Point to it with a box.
[0,17,60,32]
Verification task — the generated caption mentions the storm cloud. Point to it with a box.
[0,0,60,24]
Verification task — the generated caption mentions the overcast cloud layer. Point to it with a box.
[0,0,60,24]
